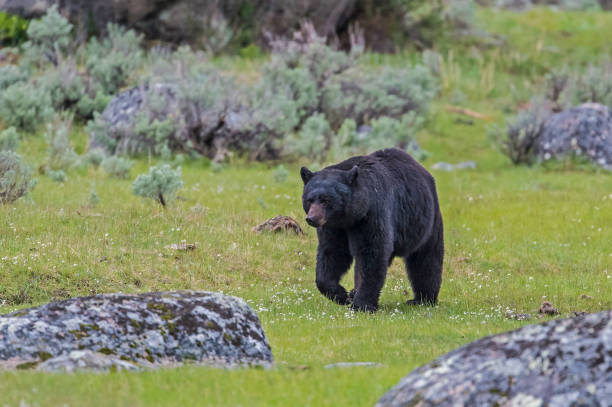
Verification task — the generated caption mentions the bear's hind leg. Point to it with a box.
[404,220,443,305]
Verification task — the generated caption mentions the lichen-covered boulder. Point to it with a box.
[535,103,612,171]
[376,310,612,407]
[0,291,273,371]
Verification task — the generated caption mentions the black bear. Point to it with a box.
[300,148,444,312]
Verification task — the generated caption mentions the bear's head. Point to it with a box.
[300,165,359,228]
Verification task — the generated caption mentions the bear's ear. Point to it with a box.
[300,166,314,184]
[347,165,358,185]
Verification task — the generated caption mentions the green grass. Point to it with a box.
[1,7,612,407]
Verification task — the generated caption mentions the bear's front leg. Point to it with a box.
[347,270,362,303]
[351,249,390,312]
[315,228,353,305]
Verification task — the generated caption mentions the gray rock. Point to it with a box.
[535,103,612,171]
[0,291,273,371]
[324,362,383,369]
[431,162,455,171]
[376,310,612,407]
[37,350,141,373]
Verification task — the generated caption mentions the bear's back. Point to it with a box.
[326,148,416,171]
[326,148,430,185]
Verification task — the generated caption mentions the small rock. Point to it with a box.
[454,161,477,170]
[324,362,383,369]
[580,294,593,300]
[37,350,140,373]
[505,310,532,321]
[252,215,304,235]
[572,311,587,318]
[167,243,196,251]
[454,118,474,126]
[538,301,559,315]
[431,161,477,171]
[431,162,454,171]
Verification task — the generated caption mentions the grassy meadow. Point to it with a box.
[1,7,612,407]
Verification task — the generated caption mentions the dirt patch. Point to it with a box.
[538,301,559,316]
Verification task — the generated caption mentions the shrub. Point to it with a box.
[85,24,144,95]
[330,118,359,160]
[75,90,111,119]
[0,127,19,152]
[132,111,177,156]
[488,99,551,165]
[544,62,612,109]
[323,66,436,130]
[0,65,27,90]
[86,148,106,168]
[85,24,437,163]
[38,59,85,112]
[441,0,476,30]
[0,151,36,204]
[44,116,79,170]
[0,11,29,46]
[88,183,100,207]
[286,113,330,160]
[251,22,435,160]
[253,22,360,143]
[32,55,111,122]
[331,114,426,160]
[86,112,117,152]
[210,161,225,173]
[47,169,66,182]
[253,65,318,139]
[199,11,233,54]
[101,155,134,179]
[369,113,425,151]
[422,49,442,77]
[374,0,470,47]
[561,63,612,108]
[273,164,289,183]
[0,81,53,132]
[132,164,183,207]
[22,5,72,67]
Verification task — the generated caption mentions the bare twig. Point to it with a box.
[445,105,491,121]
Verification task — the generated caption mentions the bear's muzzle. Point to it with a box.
[306,203,326,227]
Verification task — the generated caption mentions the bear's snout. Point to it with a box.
[306,203,326,227]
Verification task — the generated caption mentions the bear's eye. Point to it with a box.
[319,196,330,204]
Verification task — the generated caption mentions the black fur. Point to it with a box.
[300,148,444,312]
